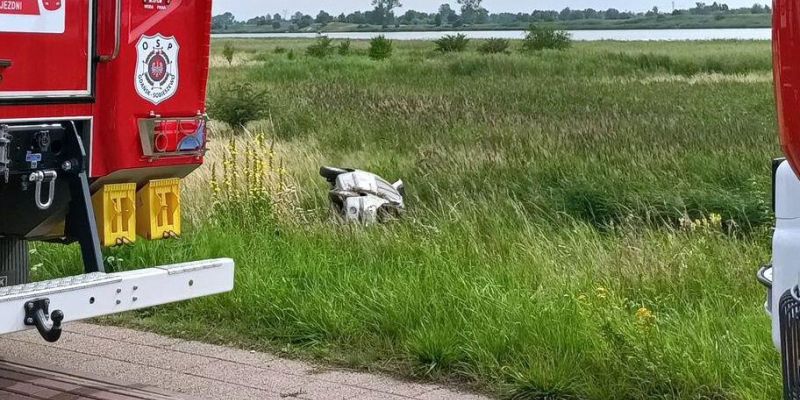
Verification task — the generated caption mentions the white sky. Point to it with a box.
[213,0,772,20]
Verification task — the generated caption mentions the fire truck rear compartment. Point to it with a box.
[0,120,102,285]
[0,122,89,239]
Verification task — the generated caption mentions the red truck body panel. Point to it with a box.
[774,0,800,172]
[0,0,211,178]
[0,0,91,96]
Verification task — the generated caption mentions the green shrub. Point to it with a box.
[434,34,470,53]
[338,40,352,56]
[208,82,268,132]
[477,38,510,54]
[306,36,334,58]
[273,47,287,54]
[287,49,296,60]
[369,35,393,60]
[222,42,235,65]
[521,25,572,52]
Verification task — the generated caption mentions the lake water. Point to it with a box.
[212,28,771,42]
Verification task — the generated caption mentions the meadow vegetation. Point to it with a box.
[36,38,781,399]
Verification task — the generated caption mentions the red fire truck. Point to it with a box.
[0,0,233,342]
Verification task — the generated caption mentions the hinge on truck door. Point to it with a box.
[0,125,10,183]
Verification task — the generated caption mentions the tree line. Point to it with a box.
[212,1,773,31]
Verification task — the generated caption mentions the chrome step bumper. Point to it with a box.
[0,258,234,336]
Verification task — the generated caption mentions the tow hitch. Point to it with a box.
[24,298,63,343]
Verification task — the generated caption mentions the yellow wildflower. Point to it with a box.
[635,307,656,330]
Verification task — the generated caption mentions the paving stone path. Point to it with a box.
[0,323,490,400]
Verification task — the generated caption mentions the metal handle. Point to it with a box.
[98,0,122,62]
[0,59,10,68]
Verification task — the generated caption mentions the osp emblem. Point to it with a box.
[135,34,180,105]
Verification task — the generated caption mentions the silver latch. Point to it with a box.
[0,125,10,184]
[29,170,57,210]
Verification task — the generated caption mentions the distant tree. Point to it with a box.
[346,11,367,24]
[316,10,333,24]
[247,16,270,26]
[371,0,402,28]
[300,15,314,28]
[292,13,314,29]
[212,12,236,30]
[458,0,487,24]
[272,20,282,29]
[437,4,458,26]
[273,13,283,22]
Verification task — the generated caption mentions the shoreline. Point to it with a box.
[213,26,772,35]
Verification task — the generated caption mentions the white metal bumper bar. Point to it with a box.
[0,258,234,336]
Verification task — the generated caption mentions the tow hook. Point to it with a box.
[29,170,57,210]
[24,298,64,343]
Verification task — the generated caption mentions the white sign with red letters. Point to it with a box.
[0,0,65,34]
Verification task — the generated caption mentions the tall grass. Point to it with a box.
[35,39,781,399]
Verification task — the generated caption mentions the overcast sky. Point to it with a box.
[213,1,772,20]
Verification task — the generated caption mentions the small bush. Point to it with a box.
[478,38,510,55]
[338,40,352,56]
[273,47,287,54]
[306,36,334,58]
[369,35,393,60]
[222,42,235,65]
[287,49,296,60]
[434,34,470,53]
[208,82,268,132]
[521,25,572,52]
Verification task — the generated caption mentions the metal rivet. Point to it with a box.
[133,286,138,291]
[132,297,138,302]
[116,288,122,294]
[25,318,33,324]
[115,300,121,305]
[188,280,194,287]
[26,303,33,310]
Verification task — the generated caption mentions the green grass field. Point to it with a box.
[37,39,783,399]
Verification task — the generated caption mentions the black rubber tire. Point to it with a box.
[0,238,29,287]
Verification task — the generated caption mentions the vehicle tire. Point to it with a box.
[0,238,29,288]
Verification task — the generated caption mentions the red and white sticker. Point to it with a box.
[135,34,180,105]
[0,0,65,34]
